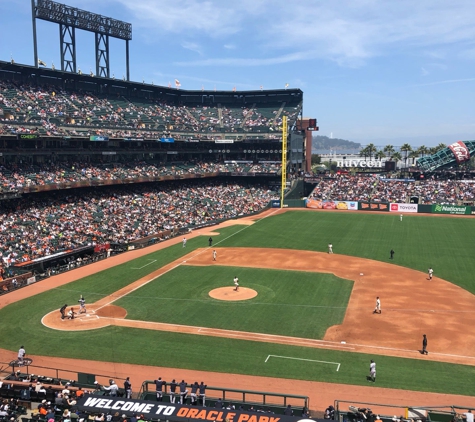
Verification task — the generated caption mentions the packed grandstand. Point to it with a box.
[1,61,474,290]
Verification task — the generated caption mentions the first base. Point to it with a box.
[359,273,364,276]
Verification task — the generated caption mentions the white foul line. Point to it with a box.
[131,259,157,269]
[265,354,341,371]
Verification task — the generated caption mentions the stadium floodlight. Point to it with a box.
[31,0,132,79]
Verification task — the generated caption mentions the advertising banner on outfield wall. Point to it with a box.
[431,204,471,215]
[305,199,358,210]
[76,396,307,422]
[358,202,389,212]
[390,203,418,213]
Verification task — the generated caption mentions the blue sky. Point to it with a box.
[1,0,474,147]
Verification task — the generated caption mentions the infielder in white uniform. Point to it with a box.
[428,267,433,280]
[369,359,376,382]
[212,250,217,261]
[373,297,381,314]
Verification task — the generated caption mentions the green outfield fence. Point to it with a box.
[138,380,309,414]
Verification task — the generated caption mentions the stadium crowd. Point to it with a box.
[0,161,281,193]
[0,80,299,139]
[0,179,278,269]
[309,174,475,204]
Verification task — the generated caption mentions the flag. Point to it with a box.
[38,59,46,67]
[168,81,171,88]
[201,85,204,91]
[232,86,236,92]
[260,85,263,90]
[175,79,181,88]
[285,83,289,89]
[51,63,55,70]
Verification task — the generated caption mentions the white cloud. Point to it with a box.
[181,41,203,56]
[420,67,429,76]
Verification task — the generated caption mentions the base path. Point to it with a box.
[1,209,475,411]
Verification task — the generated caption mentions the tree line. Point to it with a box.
[359,143,447,167]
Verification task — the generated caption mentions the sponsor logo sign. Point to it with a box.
[448,141,470,163]
[305,200,358,210]
[432,204,470,215]
[90,135,109,141]
[215,139,234,144]
[77,397,299,422]
[160,137,175,143]
[336,160,385,168]
[358,202,389,212]
[389,203,418,213]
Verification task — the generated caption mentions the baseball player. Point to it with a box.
[124,377,132,399]
[182,237,187,248]
[422,334,428,355]
[428,267,433,280]
[60,304,68,320]
[67,307,76,319]
[155,377,166,401]
[373,297,381,314]
[400,214,403,221]
[212,250,217,261]
[233,276,239,291]
[369,359,376,382]
[18,345,26,365]
[328,243,333,254]
[78,295,86,314]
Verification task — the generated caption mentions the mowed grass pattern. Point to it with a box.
[115,266,353,339]
[0,211,474,395]
[219,211,475,294]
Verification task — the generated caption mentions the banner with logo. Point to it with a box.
[390,203,418,213]
[448,141,470,164]
[90,135,109,141]
[305,199,358,210]
[431,204,470,215]
[76,396,306,422]
[358,202,389,212]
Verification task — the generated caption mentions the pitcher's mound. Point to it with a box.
[96,305,127,318]
[209,287,257,301]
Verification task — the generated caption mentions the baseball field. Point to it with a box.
[1,209,475,404]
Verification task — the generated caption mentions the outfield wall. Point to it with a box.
[305,199,475,215]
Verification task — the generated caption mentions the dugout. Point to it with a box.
[138,380,309,415]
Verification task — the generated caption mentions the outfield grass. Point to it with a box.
[219,211,475,293]
[115,266,353,339]
[0,211,474,396]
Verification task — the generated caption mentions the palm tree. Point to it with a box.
[383,144,395,159]
[400,143,412,168]
[366,143,377,160]
[391,152,402,167]
[408,150,419,166]
[435,143,446,152]
[375,150,386,161]
[359,146,369,160]
[416,145,429,158]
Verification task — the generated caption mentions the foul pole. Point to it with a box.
[280,115,287,208]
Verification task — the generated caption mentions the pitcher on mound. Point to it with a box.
[233,276,239,291]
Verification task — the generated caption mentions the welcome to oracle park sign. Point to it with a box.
[336,159,386,168]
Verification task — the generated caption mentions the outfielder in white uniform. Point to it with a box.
[428,267,433,280]
[400,214,403,221]
[328,243,333,254]
[182,237,187,248]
